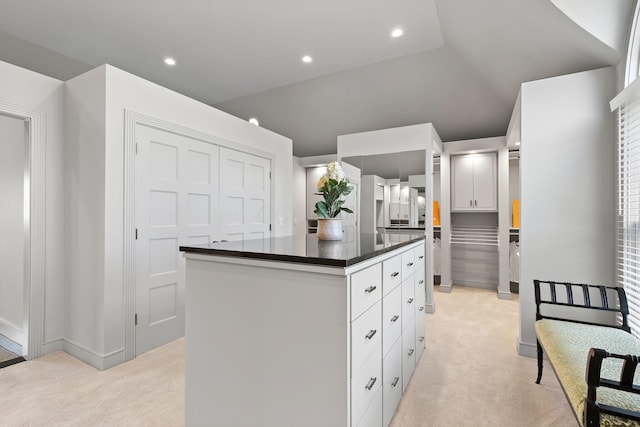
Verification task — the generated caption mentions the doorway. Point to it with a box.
[0,114,27,365]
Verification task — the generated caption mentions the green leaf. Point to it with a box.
[314,201,329,218]
[341,207,353,214]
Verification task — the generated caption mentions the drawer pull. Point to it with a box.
[365,329,377,340]
[419,336,424,342]
[391,377,400,387]
[418,255,424,260]
[408,348,414,356]
[391,272,400,278]
[419,280,424,285]
[391,315,399,322]
[365,377,377,390]
[407,262,414,267]
[364,285,377,294]
[407,298,414,304]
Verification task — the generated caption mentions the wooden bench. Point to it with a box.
[534,279,640,426]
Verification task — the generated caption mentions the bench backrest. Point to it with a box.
[534,279,631,333]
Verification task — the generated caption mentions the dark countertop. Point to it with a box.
[180,232,426,267]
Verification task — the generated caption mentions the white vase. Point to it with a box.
[317,218,343,241]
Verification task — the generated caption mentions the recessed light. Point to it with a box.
[164,57,176,66]
[248,118,260,126]
[302,55,313,63]
[391,28,404,38]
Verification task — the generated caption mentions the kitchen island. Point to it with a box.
[180,232,427,427]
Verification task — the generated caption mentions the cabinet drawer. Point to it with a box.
[351,263,382,320]
[402,321,416,393]
[352,301,382,372]
[414,243,425,268]
[414,293,425,319]
[401,249,415,279]
[355,386,382,427]
[382,337,403,427]
[382,254,402,296]
[382,285,402,357]
[414,265,425,298]
[401,277,415,330]
[415,313,426,363]
[352,346,382,426]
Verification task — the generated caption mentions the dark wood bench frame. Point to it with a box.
[534,279,640,426]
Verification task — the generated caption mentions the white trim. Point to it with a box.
[625,1,640,87]
[0,101,46,361]
[611,70,640,110]
[517,338,537,358]
[63,338,125,371]
[123,110,277,361]
[0,317,25,346]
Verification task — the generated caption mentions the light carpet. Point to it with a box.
[0,286,576,426]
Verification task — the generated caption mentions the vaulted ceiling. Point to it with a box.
[0,0,627,156]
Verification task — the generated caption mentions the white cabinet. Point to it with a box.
[451,153,497,211]
[184,239,426,427]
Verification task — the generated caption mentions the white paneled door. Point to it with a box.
[135,125,219,356]
[219,147,272,242]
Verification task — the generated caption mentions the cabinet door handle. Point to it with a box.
[419,280,424,285]
[365,377,377,390]
[364,285,377,294]
[407,298,414,304]
[469,200,472,207]
[419,306,424,312]
[408,349,414,356]
[391,272,400,278]
[419,336,424,342]
[418,256,424,260]
[407,262,413,267]
[391,377,400,387]
[391,315,399,322]
[365,329,377,340]
[475,200,477,206]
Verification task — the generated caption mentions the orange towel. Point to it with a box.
[512,199,520,228]
[433,201,440,226]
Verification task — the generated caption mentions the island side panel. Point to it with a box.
[185,256,349,427]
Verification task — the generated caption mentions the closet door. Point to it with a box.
[219,147,272,242]
[135,124,219,356]
[473,153,497,211]
[451,155,475,211]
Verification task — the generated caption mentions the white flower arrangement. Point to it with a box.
[314,161,353,218]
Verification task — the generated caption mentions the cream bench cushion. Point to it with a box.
[536,319,640,427]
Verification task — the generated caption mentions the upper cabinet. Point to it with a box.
[451,152,497,211]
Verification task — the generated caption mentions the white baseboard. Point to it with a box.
[425,302,436,314]
[517,338,537,358]
[498,290,513,300]
[42,338,64,355]
[63,339,125,370]
[0,317,25,346]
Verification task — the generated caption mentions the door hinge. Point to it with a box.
[269,171,271,179]
[135,228,138,239]
[135,313,138,326]
[135,143,139,154]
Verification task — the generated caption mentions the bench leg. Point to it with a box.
[535,340,543,384]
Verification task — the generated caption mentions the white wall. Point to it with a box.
[518,67,616,357]
[65,64,293,368]
[0,61,66,354]
[292,157,307,236]
[0,115,25,343]
[551,0,633,53]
